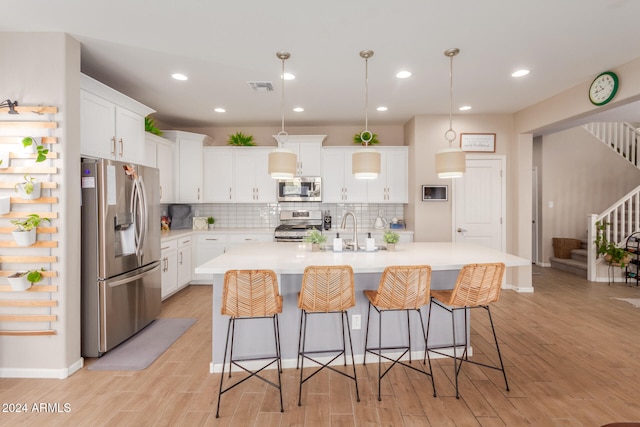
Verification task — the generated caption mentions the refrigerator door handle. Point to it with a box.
[107,263,160,288]
[138,176,148,255]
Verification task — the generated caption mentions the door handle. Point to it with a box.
[456,228,467,233]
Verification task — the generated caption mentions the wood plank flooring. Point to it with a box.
[2,266,640,426]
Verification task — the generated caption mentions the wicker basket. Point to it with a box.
[552,238,582,259]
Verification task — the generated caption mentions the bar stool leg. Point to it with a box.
[363,302,372,365]
[377,309,382,401]
[228,318,236,378]
[340,311,347,366]
[216,318,233,418]
[272,314,284,412]
[486,306,509,391]
[418,309,436,397]
[451,308,460,399]
[343,310,360,402]
[298,310,308,407]
[296,309,304,369]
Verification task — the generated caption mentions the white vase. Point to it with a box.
[12,228,36,247]
[0,152,9,169]
[7,273,32,291]
[0,196,9,214]
[15,181,41,200]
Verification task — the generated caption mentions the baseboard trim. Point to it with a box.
[0,358,84,379]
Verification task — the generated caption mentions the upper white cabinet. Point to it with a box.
[367,147,408,203]
[321,147,368,203]
[203,147,234,202]
[163,130,207,203]
[233,147,276,203]
[80,74,155,165]
[278,135,325,176]
[146,133,175,203]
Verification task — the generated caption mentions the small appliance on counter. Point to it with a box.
[168,204,192,229]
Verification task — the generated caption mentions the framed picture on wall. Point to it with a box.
[460,133,496,152]
[422,185,448,201]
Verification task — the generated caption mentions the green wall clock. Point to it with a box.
[589,71,619,106]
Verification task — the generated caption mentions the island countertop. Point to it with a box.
[194,241,530,275]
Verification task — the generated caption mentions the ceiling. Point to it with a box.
[3,0,640,131]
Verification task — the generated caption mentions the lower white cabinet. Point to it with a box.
[191,233,228,283]
[160,239,178,299]
[161,236,193,300]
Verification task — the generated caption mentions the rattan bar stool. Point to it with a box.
[216,269,283,418]
[363,265,436,401]
[426,262,508,399]
[297,265,360,406]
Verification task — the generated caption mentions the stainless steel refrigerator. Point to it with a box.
[81,158,162,357]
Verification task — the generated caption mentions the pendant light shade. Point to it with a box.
[353,50,380,180]
[435,48,465,179]
[269,51,297,179]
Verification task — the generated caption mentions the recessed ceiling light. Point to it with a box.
[377,106,388,112]
[214,107,226,113]
[396,71,412,79]
[171,73,188,81]
[459,105,472,111]
[511,69,530,78]
[293,107,304,112]
[283,73,295,80]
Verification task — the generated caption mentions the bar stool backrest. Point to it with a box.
[222,270,282,317]
[370,265,432,309]
[299,265,355,312]
[447,263,506,307]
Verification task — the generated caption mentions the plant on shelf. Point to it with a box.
[207,216,215,229]
[227,131,255,146]
[15,174,41,199]
[10,214,50,247]
[21,137,49,162]
[595,221,631,268]
[145,116,163,136]
[353,131,380,146]
[8,268,45,291]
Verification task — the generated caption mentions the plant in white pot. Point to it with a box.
[21,136,49,162]
[8,268,45,291]
[11,214,50,247]
[0,196,9,215]
[15,174,41,200]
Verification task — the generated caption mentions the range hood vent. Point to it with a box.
[247,81,274,92]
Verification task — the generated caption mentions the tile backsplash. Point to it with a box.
[161,202,405,230]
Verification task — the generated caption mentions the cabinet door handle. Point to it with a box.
[111,137,116,157]
[205,238,219,241]
[119,138,124,158]
[179,252,183,265]
[197,188,200,200]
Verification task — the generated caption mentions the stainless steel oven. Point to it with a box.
[277,177,321,202]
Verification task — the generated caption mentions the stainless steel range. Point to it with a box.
[274,210,323,242]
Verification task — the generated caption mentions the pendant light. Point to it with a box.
[435,48,465,179]
[352,49,380,180]
[268,51,297,179]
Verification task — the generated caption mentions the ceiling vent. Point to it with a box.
[248,81,274,92]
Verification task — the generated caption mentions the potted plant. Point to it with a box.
[207,216,215,230]
[11,214,50,247]
[21,137,49,162]
[227,131,256,146]
[595,221,631,267]
[15,174,41,200]
[7,268,45,291]
[353,131,380,146]
[0,151,9,169]
[145,116,163,135]
[304,229,327,252]
[383,230,400,251]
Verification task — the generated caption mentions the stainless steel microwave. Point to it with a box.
[277,177,321,202]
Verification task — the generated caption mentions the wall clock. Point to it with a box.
[589,71,619,106]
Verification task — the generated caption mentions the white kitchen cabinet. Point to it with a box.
[163,130,207,203]
[177,236,192,289]
[191,233,228,283]
[145,133,175,203]
[80,74,154,165]
[321,147,368,203]
[233,148,276,203]
[279,135,325,176]
[161,239,178,299]
[367,147,408,203]
[203,147,234,202]
[227,232,274,249]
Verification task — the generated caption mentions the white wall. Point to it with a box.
[0,33,81,378]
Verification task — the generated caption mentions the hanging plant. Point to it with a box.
[21,137,49,162]
[227,131,255,146]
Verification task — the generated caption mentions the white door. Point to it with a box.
[453,157,505,251]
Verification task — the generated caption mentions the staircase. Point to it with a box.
[549,240,588,278]
[583,122,639,170]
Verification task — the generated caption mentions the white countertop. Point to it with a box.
[195,241,530,275]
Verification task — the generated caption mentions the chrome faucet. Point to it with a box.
[340,211,358,251]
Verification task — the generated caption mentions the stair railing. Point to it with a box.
[583,122,639,169]
[588,184,640,281]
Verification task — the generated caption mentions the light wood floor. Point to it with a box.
[2,266,640,426]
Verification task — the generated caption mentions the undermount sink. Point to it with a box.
[320,244,385,252]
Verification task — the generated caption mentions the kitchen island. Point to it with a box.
[195,241,530,373]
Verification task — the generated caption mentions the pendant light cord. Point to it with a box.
[276,52,290,146]
[359,50,374,147]
[280,56,285,136]
[444,48,459,147]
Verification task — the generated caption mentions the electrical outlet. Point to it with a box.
[352,314,361,330]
